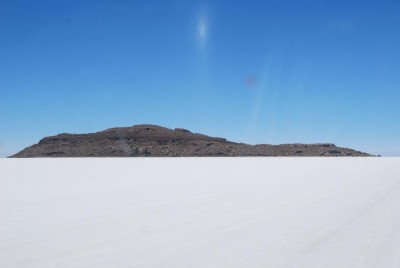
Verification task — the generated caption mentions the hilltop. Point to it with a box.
[10,124,371,157]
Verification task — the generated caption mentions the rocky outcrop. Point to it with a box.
[10,124,371,157]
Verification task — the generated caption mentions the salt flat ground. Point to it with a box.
[0,158,399,268]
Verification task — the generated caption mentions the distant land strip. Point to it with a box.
[10,124,372,157]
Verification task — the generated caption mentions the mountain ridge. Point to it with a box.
[10,124,371,157]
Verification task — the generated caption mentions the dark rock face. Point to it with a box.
[10,124,371,157]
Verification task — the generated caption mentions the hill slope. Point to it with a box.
[10,125,371,157]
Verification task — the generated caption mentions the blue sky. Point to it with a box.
[1,0,399,156]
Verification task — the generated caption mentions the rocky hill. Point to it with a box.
[10,124,371,157]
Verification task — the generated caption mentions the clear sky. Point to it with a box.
[1,0,399,157]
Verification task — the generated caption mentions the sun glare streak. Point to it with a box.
[197,16,208,48]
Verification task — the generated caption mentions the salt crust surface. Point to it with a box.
[1,158,399,268]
